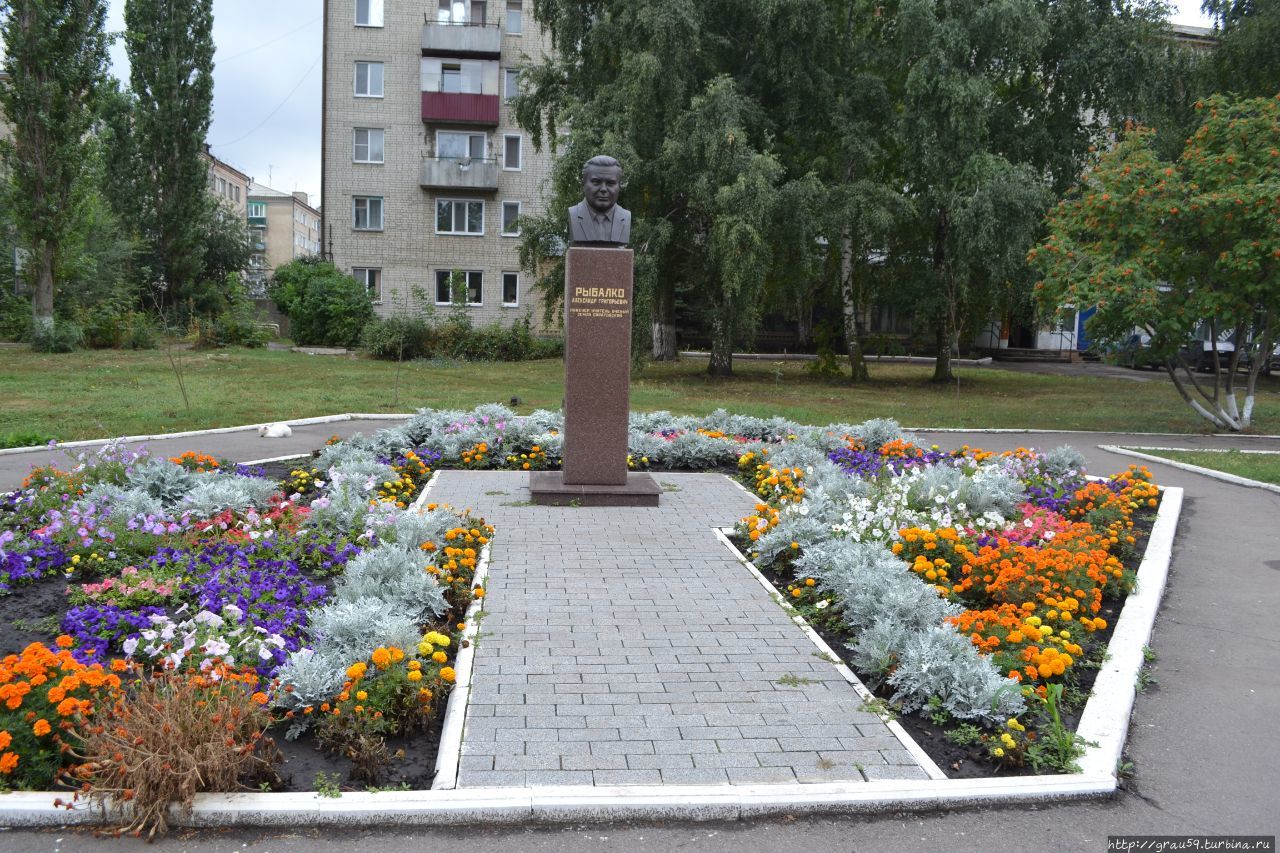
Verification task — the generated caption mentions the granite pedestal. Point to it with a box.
[531,245,659,507]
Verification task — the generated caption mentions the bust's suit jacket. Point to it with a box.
[568,200,631,245]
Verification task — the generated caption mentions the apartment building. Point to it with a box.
[202,145,250,216]
[322,0,552,323]
[246,182,322,291]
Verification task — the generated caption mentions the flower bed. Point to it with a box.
[0,405,1161,834]
[0,441,488,836]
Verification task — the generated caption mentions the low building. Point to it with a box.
[246,182,322,293]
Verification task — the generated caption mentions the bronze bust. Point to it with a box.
[568,155,631,245]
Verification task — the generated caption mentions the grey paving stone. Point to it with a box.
[660,767,732,785]
[437,471,927,790]
[726,766,800,784]
[592,769,662,785]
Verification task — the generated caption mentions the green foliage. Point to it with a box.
[124,0,216,306]
[1031,94,1280,430]
[362,316,436,361]
[362,313,561,362]
[268,258,373,348]
[29,319,84,353]
[0,0,111,330]
[1203,0,1280,99]
[0,429,54,449]
[0,291,29,341]
[192,274,268,349]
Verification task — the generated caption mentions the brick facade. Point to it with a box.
[322,0,555,330]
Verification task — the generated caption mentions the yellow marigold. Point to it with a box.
[371,648,392,669]
[432,651,448,664]
[439,667,456,683]
[407,670,422,682]
[346,662,367,680]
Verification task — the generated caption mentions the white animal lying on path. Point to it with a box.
[258,423,293,438]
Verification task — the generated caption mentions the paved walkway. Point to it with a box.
[426,470,927,787]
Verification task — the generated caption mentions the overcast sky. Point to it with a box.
[99,0,1216,210]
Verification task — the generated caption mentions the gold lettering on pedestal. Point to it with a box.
[568,284,631,320]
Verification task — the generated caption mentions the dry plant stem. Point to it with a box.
[70,667,278,840]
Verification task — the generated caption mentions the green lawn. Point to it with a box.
[1128,448,1280,485]
[1,347,1279,442]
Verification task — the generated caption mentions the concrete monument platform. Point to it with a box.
[528,470,662,506]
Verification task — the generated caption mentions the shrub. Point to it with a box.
[30,320,83,353]
[0,291,29,341]
[0,430,53,450]
[67,664,279,839]
[268,258,372,348]
[361,315,434,360]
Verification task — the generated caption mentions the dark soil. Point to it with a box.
[0,573,70,653]
[271,723,443,793]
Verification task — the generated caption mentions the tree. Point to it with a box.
[1030,95,1280,431]
[267,257,373,348]
[0,0,109,338]
[124,0,215,307]
[1203,0,1280,99]
[884,0,1169,382]
[516,0,824,375]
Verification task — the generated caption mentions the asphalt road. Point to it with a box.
[1,428,1277,853]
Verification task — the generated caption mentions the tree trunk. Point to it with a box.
[651,277,678,360]
[708,308,734,377]
[839,229,869,383]
[32,241,55,335]
[932,320,953,383]
[795,293,814,348]
[931,212,955,383]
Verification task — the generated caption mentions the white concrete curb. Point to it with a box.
[0,471,1183,828]
[1101,445,1280,495]
[0,413,416,457]
[711,528,947,782]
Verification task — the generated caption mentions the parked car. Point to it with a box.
[1116,333,1163,370]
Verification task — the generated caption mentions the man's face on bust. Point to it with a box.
[583,165,622,215]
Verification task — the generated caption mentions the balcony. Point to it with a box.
[421,20,501,57]
[420,156,499,191]
[421,91,499,125]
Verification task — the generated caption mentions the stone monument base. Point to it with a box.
[529,471,661,507]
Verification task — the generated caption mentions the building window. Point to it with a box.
[436,198,484,235]
[506,0,522,34]
[353,196,384,230]
[353,267,382,302]
[247,201,266,219]
[435,269,483,305]
[441,63,462,93]
[437,130,485,160]
[354,61,384,97]
[504,67,521,101]
[503,134,521,170]
[355,0,383,26]
[233,185,240,203]
[502,272,519,306]
[501,200,520,236]
[353,128,385,163]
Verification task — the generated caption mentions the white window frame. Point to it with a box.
[502,134,521,170]
[435,198,485,236]
[501,200,521,236]
[435,269,483,306]
[355,0,384,26]
[353,127,385,163]
[354,61,384,98]
[501,271,519,307]
[353,196,384,231]
[246,201,266,219]
[506,0,523,34]
[353,267,383,303]
[504,67,521,101]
